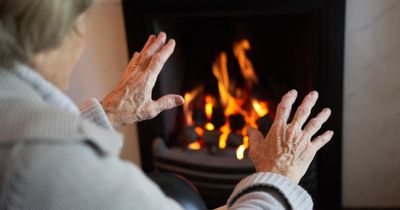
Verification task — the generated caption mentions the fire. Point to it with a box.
[236,136,249,160]
[194,127,204,138]
[233,39,259,88]
[205,95,214,120]
[236,145,246,160]
[218,132,229,149]
[185,39,270,160]
[188,141,201,150]
[252,100,269,117]
[183,87,203,126]
[205,122,215,131]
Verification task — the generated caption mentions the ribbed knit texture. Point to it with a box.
[80,98,113,130]
[227,172,313,210]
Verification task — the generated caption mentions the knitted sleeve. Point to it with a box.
[79,98,113,130]
[227,172,313,210]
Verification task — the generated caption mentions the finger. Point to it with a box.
[248,127,263,157]
[290,91,319,129]
[273,90,298,124]
[153,94,184,114]
[130,52,140,66]
[140,34,156,54]
[303,108,331,137]
[248,127,263,144]
[123,52,140,77]
[146,39,176,86]
[137,32,167,69]
[312,130,334,151]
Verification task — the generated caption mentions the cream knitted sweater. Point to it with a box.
[0,64,313,210]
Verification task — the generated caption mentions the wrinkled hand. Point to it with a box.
[248,90,333,184]
[101,32,184,128]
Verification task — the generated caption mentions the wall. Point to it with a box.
[66,0,141,165]
[343,0,400,207]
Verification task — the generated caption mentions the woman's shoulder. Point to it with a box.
[0,133,143,209]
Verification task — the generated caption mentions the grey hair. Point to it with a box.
[0,0,93,69]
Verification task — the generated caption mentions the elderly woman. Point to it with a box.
[0,0,334,209]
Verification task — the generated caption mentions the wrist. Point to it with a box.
[257,165,300,184]
[100,101,123,128]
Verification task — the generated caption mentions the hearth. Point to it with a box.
[123,1,344,209]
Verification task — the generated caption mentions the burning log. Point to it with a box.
[211,107,226,129]
[192,108,207,127]
[203,130,221,155]
[203,130,221,147]
[227,134,244,148]
[229,114,245,132]
[256,114,273,136]
[179,126,199,145]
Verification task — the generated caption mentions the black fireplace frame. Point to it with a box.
[122,0,345,209]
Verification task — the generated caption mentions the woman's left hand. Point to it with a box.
[101,32,184,128]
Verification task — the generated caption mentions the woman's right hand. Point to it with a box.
[248,90,334,184]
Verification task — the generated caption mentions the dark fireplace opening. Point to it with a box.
[123,1,344,209]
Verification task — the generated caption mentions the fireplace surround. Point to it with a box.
[122,0,344,209]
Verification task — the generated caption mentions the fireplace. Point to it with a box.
[123,0,344,209]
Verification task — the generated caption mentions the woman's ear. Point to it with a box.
[31,52,46,70]
[73,14,87,37]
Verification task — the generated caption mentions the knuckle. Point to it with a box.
[278,103,288,113]
[297,107,308,115]
[152,53,163,63]
[144,51,152,58]
[309,118,320,128]
[286,126,296,136]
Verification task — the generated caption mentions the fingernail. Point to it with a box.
[324,108,331,113]
[329,130,334,135]
[288,89,297,94]
[175,96,184,105]
[311,90,318,96]
[168,39,176,45]
[159,31,166,37]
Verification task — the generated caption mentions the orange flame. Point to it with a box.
[235,136,249,160]
[236,145,246,160]
[205,95,214,120]
[233,39,258,88]
[205,122,215,131]
[252,99,269,117]
[188,141,201,150]
[194,127,204,138]
[183,86,202,126]
[186,39,269,160]
[219,132,229,149]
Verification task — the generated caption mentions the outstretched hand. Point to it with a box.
[101,32,184,128]
[248,90,333,183]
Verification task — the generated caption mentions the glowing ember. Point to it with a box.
[205,122,215,131]
[218,132,229,149]
[236,145,246,160]
[188,141,202,150]
[194,127,204,138]
[185,39,270,160]
[205,95,214,120]
[252,100,269,117]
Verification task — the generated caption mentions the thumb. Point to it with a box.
[153,94,184,114]
[248,127,263,151]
